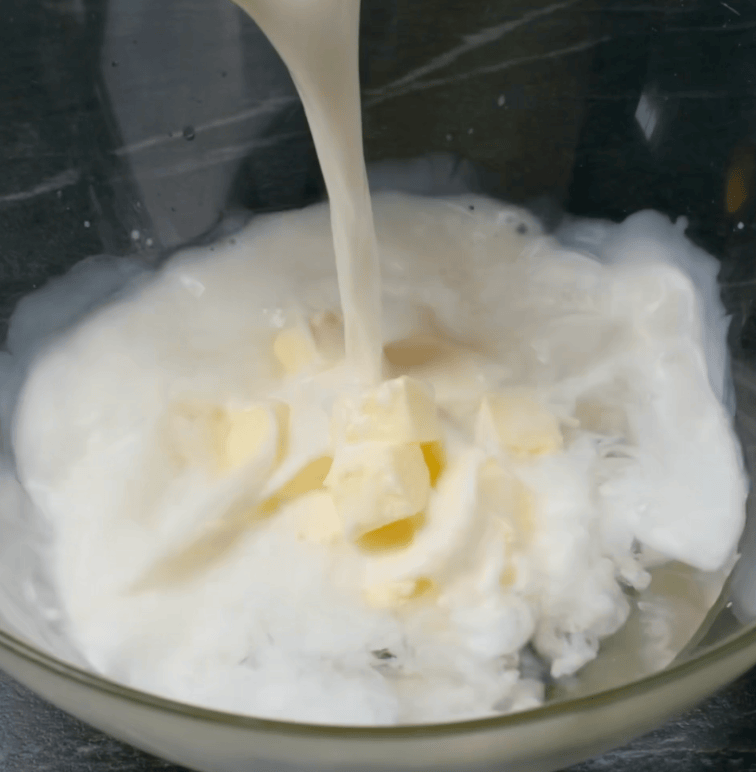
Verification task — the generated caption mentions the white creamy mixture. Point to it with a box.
[6,0,749,726]
[11,195,747,723]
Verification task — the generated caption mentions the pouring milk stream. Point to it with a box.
[232,0,383,384]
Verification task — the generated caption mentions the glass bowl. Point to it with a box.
[1,1,756,770]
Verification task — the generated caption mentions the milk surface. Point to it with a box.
[11,192,747,724]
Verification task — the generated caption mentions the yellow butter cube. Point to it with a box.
[362,580,417,608]
[324,442,430,541]
[160,400,289,474]
[476,389,562,457]
[356,513,426,552]
[273,311,345,375]
[215,401,289,473]
[419,440,445,487]
[258,455,333,515]
[273,326,318,375]
[478,458,533,542]
[362,576,434,608]
[163,400,287,475]
[287,490,343,546]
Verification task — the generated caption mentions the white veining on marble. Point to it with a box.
[365,36,611,107]
[136,130,308,180]
[0,169,81,206]
[113,96,300,157]
[364,0,581,106]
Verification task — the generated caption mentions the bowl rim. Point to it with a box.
[1,616,756,737]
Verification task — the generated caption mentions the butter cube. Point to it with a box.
[420,440,445,487]
[324,442,430,541]
[356,513,426,552]
[273,326,318,375]
[161,400,289,474]
[286,490,343,546]
[215,401,289,473]
[260,455,333,514]
[163,400,287,475]
[273,311,344,375]
[362,577,434,608]
[478,458,533,542]
[335,376,441,445]
[363,580,418,608]
[476,389,562,456]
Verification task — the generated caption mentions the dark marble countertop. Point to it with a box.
[2,664,756,772]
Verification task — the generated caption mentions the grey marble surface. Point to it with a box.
[2,664,756,772]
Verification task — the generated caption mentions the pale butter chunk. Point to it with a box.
[333,376,442,445]
[163,399,288,475]
[285,490,343,546]
[273,311,344,375]
[361,578,431,608]
[260,374,335,499]
[218,402,289,473]
[477,458,533,547]
[325,442,431,541]
[475,389,563,457]
[361,449,486,607]
[273,327,316,375]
